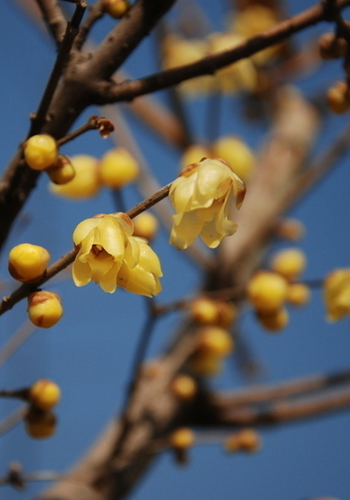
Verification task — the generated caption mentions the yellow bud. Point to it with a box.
[24,134,58,171]
[190,298,220,325]
[225,429,261,453]
[212,136,255,182]
[171,374,197,401]
[197,326,234,356]
[238,429,261,452]
[102,0,131,18]
[318,33,348,60]
[270,248,306,281]
[47,155,76,185]
[327,81,350,114]
[275,218,305,241]
[180,145,211,169]
[169,427,195,450]
[286,283,310,307]
[133,212,158,241]
[247,271,288,313]
[257,307,289,332]
[49,155,100,199]
[29,379,61,411]
[25,407,57,439]
[27,291,63,328]
[190,351,223,376]
[99,148,139,188]
[8,243,50,283]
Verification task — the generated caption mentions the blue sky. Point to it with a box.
[1,1,350,499]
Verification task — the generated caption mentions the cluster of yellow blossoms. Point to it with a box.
[161,5,281,96]
[72,213,162,296]
[169,158,246,250]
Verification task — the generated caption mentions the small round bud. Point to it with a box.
[169,427,195,450]
[257,307,289,332]
[327,81,350,114]
[171,374,197,401]
[47,155,76,185]
[27,291,63,328]
[190,298,237,327]
[102,0,131,18]
[24,134,58,171]
[8,243,50,283]
[180,145,211,169]
[225,428,261,453]
[49,155,101,199]
[247,271,288,313]
[25,407,57,439]
[286,283,310,306]
[275,218,305,241]
[133,212,159,241]
[99,148,139,188]
[29,379,61,410]
[270,248,306,281]
[318,33,348,60]
[190,352,223,376]
[212,136,255,182]
[197,326,234,357]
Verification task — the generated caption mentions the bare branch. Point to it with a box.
[35,0,67,44]
[98,0,350,104]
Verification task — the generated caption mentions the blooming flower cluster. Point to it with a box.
[72,213,162,296]
[169,158,246,250]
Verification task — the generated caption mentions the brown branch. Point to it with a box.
[98,0,350,104]
[35,0,67,44]
[200,383,350,427]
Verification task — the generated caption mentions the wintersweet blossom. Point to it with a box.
[169,158,246,250]
[72,213,139,293]
[324,268,350,321]
[117,237,163,297]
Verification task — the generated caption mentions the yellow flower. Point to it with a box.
[324,268,350,321]
[117,237,162,297]
[169,158,245,250]
[72,213,139,293]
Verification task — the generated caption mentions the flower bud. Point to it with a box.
[257,307,289,332]
[318,33,347,60]
[133,212,159,241]
[327,81,350,114]
[286,283,310,307]
[99,148,139,188]
[190,352,223,376]
[247,271,288,313]
[27,291,63,328]
[270,248,306,281]
[197,326,234,356]
[102,0,131,18]
[29,379,61,411]
[275,218,305,241]
[47,155,76,185]
[212,136,255,182]
[25,407,57,439]
[49,155,100,199]
[180,144,211,169]
[169,427,195,450]
[171,374,197,401]
[8,243,50,283]
[225,429,261,453]
[24,134,58,171]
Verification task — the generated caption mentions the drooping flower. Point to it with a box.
[72,213,139,293]
[117,237,162,297]
[323,268,350,321]
[169,158,246,250]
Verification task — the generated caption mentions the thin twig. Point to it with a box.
[35,0,67,44]
[29,2,87,136]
